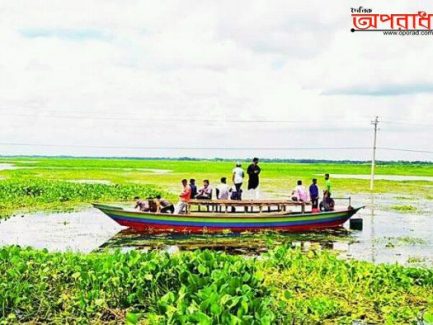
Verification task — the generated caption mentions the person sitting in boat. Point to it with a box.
[291,180,309,202]
[320,190,335,211]
[189,179,197,199]
[134,196,150,212]
[174,179,192,214]
[148,198,158,213]
[155,195,174,213]
[230,185,242,200]
[216,177,230,200]
[195,179,212,200]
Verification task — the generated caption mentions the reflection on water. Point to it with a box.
[0,194,432,266]
[98,228,348,255]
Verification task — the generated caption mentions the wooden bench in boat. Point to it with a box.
[187,199,310,214]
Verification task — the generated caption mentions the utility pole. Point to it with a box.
[370,116,379,191]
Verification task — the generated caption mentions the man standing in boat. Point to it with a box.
[247,157,261,199]
[174,179,192,214]
[309,178,320,212]
[325,173,332,196]
[232,162,244,200]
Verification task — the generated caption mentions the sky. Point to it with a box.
[0,0,432,161]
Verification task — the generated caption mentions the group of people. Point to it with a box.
[173,158,261,213]
[133,158,335,214]
[291,173,335,212]
[133,195,175,214]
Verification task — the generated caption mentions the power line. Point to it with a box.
[381,120,433,127]
[0,142,372,150]
[0,141,432,153]
[3,110,432,129]
[0,112,369,125]
[380,147,433,154]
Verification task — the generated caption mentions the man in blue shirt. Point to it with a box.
[189,179,197,198]
[309,178,319,211]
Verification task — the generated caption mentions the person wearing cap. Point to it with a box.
[232,162,244,200]
[247,157,261,199]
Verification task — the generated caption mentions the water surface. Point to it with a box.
[0,195,431,266]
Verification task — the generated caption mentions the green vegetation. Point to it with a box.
[375,236,427,248]
[1,245,432,324]
[391,204,418,213]
[265,246,433,324]
[1,157,432,323]
[407,256,428,264]
[0,178,165,217]
[1,157,432,217]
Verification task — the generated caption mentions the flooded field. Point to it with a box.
[329,174,433,182]
[1,194,431,267]
[0,163,16,171]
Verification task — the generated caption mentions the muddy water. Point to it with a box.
[0,195,432,266]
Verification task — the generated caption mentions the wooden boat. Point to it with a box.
[93,199,364,234]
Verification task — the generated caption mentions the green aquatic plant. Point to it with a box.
[0,246,274,324]
[407,256,428,264]
[0,246,432,324]
[262,246,433,324]
[391,204,418,213]
[374,236,427,247]
[0,178,165,217]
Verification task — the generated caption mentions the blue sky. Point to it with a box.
[0,0,432,161]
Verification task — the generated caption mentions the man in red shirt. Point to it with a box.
[174,179,192,214]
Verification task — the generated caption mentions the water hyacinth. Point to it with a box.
[0,245,432,324]
[0,179,164,217]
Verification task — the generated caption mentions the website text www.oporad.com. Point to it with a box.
[383,30,433,36]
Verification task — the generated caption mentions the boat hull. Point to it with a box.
[93,204,363,234]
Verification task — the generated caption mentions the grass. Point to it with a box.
[391,205,418,213]
[1,245,432,324]
[374,236,428,248]
[1,157,432,217]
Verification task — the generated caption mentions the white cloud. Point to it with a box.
[0,0,432,160]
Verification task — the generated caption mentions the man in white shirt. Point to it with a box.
[232,162,244,198]
[216,177,230,200]
[195,179,213,200]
